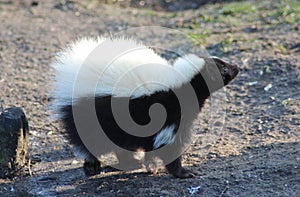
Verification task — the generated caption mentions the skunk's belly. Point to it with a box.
[61,91,183,156]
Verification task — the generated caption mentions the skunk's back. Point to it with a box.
[50,37,205,115]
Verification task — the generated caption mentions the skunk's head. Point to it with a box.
[187,55,239,99]
[201,56,239,87]
[209,57,239,85]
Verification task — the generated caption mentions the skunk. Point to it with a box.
[50,37,239,178]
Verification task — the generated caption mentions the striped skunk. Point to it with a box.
[50,37,239,178]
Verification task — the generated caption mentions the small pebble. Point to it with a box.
[248,81,258,86]
[264,84,272,91]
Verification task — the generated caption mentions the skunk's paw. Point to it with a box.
[172,168,200,179]
[146,164,158,175]
[145,159,159,175]
[83,156,101,176]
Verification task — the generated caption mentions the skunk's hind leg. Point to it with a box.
[83,151,102,176]
[61,106,102,176]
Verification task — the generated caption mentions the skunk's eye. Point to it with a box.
[223,67,229,74]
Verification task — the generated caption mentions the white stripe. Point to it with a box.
[173,54,205,82]
[153,125,176,149]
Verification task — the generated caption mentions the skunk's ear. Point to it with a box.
[200,57,220,78]
[197,57,225,93]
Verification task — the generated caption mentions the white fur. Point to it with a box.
[173,54,205,81]
[50,37,205,111]
[153,124,176,149]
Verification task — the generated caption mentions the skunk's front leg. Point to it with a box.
[165,156,196,178]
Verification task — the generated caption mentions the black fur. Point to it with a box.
[58,57,239,178]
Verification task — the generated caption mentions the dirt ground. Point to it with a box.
[0,0,299,196]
